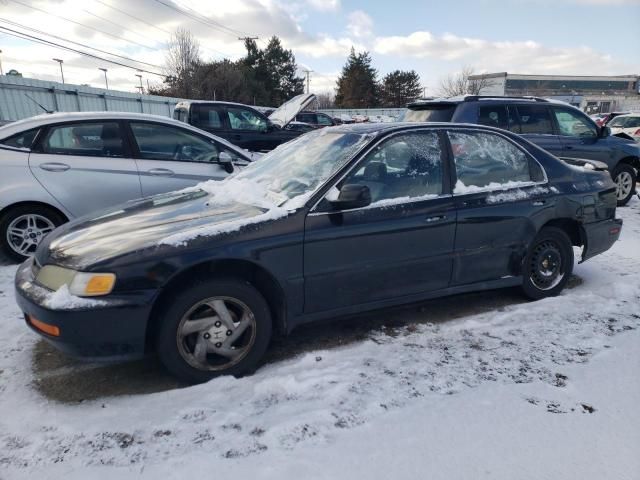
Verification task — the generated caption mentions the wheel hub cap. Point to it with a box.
[530,240,564,291]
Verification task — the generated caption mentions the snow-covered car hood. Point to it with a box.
[267,93,316,128]
[36,190,284,269]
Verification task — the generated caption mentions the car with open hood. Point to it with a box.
[173,93,316,152]
[15,122,622,383]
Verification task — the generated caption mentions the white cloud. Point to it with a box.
[306,0,341,11]
[346,10,373,38]
[373,31,638,76]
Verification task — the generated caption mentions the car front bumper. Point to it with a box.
[581,218,623,262]
[14,258,156,361]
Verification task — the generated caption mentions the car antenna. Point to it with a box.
[24,94,55,114]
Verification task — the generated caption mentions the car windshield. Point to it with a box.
[219,129,372,208]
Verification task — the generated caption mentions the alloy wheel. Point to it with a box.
[6,214,56,257]
[615,171,633,201]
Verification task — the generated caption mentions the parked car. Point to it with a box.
[283,121,317,133]
[173,93,316,152]
[16,122,621,383]
[404,96,640,206]
[594,112,631,127]
[294,111,338,127]
[0,112,252,261]
[607,113,640,142]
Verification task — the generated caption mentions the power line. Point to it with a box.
[152,0,253,39]
[9,0,160,52]
[0,18,163,69]
[79,8,163,49]
[93,0,172,35]
[176,0,252,38]
[91,0,232,59]
[0,25,165,77]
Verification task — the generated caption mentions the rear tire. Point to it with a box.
[522,227,574,300]
[612,164,636,207]
[0,204,65,263]
[155,278,272,384]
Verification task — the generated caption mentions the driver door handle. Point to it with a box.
[147,168,174,176]
[425,215,447,223]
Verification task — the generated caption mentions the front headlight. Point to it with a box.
[35,265,116,297]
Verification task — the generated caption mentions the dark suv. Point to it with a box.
[173,94,315,152]
[404,96,640,205]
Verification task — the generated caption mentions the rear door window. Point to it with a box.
[511,105,554,134]
[478,105,509,130]
[297,113,316,124]
[41,122,125,157]
[404,105,456,122]
[448,131,540,191]
[190,105,223,130]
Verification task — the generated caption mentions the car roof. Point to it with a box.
[0,111,251,158]
[174,100,257,109]
[326,121,512,135]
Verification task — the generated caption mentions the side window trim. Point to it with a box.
[443,127,548,196]
[309,128,451,215]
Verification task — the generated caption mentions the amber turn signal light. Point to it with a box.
[28,315,60,337]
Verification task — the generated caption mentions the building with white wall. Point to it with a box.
[468,72,640,113]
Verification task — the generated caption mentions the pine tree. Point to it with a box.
[335,48,380,108]
[381,70,423,107]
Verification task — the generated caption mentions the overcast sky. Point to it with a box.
[0,0,638,99]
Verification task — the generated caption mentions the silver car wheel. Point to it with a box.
[615,171,633,201]
[6,214,56,256]
[176,296,257,371]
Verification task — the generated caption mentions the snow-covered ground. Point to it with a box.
[1,198,639,480]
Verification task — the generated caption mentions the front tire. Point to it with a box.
[522,227,574,300]
[155,278,272,384]
[0,204,65,262]
[612,164,636,207]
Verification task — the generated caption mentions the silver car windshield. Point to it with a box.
[232,129,371,207]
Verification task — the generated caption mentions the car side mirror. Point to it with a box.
[218,151,234,174]
[599,126,611,138]
[329,184,371,210]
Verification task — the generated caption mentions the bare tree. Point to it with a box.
[165,28,201,98]
[316,92,335,109]
[438,66,494,97]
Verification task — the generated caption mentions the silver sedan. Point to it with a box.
[0,111,253,261]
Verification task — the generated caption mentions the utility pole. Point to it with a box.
[135,73,143,93]
[53,58,64,84]
[302,69,313,94]
[238,36,259,42]
[0,50,3,76]
[99,67,108,89]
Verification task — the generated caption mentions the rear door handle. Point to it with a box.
[39,162,70,172]
[532,200,546,206]
[425,215,447,223]
[147,168,175,176]
[564,145,574,150]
